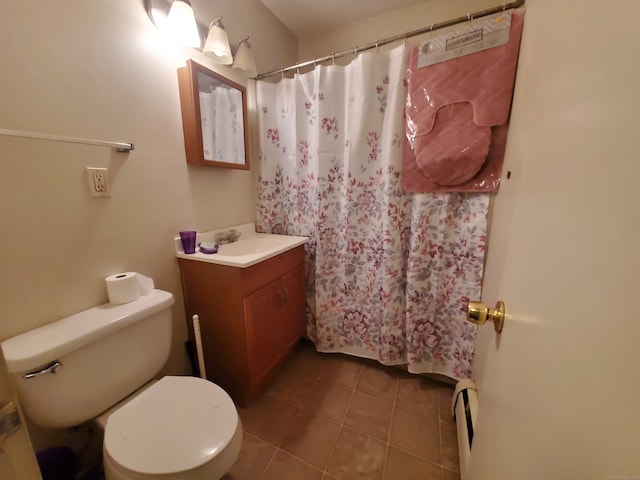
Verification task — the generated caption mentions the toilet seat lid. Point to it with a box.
[104,376,238,475]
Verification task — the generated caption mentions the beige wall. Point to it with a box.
[0,0,295,380]
[298,0,500,64]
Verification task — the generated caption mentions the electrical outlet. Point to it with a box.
[86,167,110,197]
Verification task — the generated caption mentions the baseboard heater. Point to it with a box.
[452,379,478,478]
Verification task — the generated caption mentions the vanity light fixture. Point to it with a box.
[232,37,258,77]
[145,0,201,48]
[144,0,256,75]
[203,17,233,65]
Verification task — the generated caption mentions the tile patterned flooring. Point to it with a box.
[223,340,460,480]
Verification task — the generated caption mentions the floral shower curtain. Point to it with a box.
[199,87,245,164]
[256,45,489,379]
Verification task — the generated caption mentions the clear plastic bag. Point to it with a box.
[403,10,524,193]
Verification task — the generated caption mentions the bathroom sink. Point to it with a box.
[175,223,308,268]
[218,237,289,256]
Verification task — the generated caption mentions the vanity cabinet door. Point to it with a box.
[243,264,305,391]
[243,279,282,389]
[280,265,305,352]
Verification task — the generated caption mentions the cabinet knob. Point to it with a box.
[276,287,290,304]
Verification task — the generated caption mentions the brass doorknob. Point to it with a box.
[466,300,505,333]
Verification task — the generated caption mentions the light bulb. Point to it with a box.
[166,0,201,48]
[203,18,233,65]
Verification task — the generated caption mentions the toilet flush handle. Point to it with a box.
[23,360,63,380]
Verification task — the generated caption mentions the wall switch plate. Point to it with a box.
[86,167,110,197]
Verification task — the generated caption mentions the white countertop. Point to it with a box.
[174,223,308,268]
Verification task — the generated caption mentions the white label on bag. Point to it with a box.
[418,11,512,68]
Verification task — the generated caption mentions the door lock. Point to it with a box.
[466,300,505,333]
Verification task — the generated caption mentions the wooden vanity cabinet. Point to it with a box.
[177,246,305,406]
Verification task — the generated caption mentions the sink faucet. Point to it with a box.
[215,229,241,245]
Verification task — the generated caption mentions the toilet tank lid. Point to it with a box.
[0,289,174,374]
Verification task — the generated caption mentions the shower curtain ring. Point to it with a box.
[281,67,284,80]
[332,52,336,65]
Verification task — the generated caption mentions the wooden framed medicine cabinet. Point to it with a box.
[177,59,250,170]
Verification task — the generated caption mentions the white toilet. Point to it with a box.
[0,289,242,480]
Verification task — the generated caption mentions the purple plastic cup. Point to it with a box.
[179,231,197,254]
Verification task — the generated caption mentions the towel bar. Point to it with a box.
[0,128,134,153]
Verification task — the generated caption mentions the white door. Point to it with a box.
[0,350,41,479]
[467,1,640,478]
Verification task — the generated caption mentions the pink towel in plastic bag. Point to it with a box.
[403,11,524,192]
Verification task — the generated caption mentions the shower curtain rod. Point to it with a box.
[254,0,524,80]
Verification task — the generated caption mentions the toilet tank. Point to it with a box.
[0,289,174,429]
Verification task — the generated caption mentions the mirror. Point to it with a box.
[177,59,250,169]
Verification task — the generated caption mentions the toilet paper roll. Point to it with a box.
[106,272,156,304]
[106,272,140,304]
[136,273,155,295]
